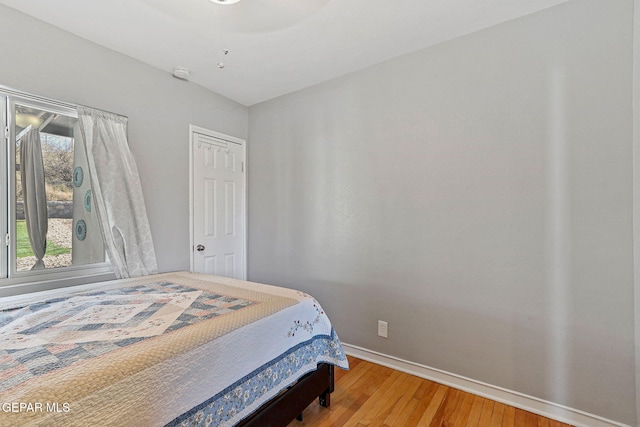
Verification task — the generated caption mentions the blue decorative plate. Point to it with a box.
[84,189,92,212]
[75,219,87,241]
[73,167,84,187]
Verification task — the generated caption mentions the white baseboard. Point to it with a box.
[342,343,630,427]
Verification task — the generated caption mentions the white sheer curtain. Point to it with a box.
[20,128,47,270]
[76,106,157,278]
[71,121,105,266]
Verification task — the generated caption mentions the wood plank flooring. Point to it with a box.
[287,356,573,427]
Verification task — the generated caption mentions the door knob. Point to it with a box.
[196,244,205,252]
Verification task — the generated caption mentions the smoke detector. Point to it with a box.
[210,0,240,4]
[172,67,191,80]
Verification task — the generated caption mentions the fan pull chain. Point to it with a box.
[217,8,229,69]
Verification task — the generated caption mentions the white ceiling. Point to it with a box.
[0,0,569,106]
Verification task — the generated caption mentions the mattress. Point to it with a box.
[0,272,348,426]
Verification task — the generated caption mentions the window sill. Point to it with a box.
[0,264,116,297]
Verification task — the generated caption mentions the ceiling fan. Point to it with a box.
[207,0,331,33]
[202,0,331,69]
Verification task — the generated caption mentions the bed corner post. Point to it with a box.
[319,364,334,408]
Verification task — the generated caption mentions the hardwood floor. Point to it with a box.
[287,356,573,427]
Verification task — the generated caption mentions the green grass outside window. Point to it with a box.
[16,220,71,258]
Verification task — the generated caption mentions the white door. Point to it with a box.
[190,127,246,279]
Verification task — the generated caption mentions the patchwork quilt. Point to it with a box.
[0,272,348,426]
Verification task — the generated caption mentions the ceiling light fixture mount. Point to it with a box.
[210,0,240,4]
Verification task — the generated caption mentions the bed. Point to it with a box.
[0,271,348,426]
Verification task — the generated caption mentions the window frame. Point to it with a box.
[1,87,114,295]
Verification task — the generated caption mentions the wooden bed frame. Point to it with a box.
[236,363,335,427]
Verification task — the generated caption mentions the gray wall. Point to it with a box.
[0,4,248,274]
[633,2,640,425]
[248,0,636,424]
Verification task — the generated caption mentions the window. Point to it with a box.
[1,88,111,289]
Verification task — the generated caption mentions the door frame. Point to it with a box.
[189,125,247,279]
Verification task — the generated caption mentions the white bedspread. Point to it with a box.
[0,272,348,426]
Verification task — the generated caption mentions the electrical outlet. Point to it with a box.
[378,320,388,338]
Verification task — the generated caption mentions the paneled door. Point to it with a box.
[190,126,246,279]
